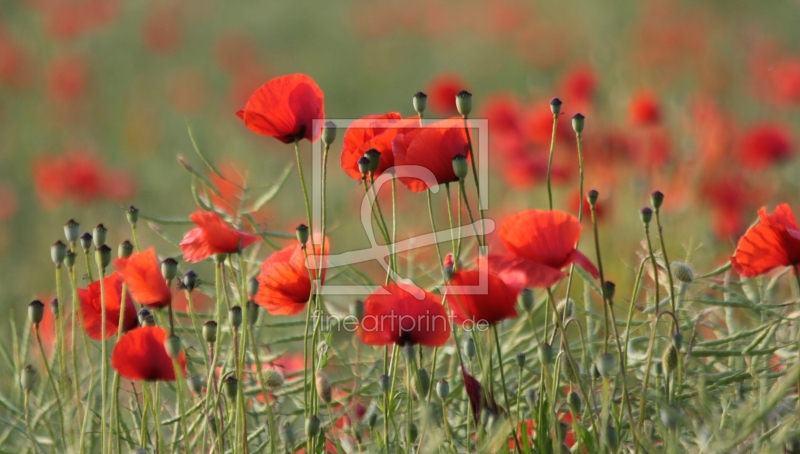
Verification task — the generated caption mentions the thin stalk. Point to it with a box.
[131,224,141,252]
[444,183,458,262]
[24,392,37,453]
[67,265,83,427]
[54,266,68,414]
[462,116,486,246]
[793,265,800,415]
[636,221,661,436]
[34,325,66,448]
[426,190,444,280]
[458,180,482,247]
[654,208,677,317]
[247,323,277,452]
[110,283,130,454]
[97,261,108,454]
[493,325,522,453]
[546,111,559,210]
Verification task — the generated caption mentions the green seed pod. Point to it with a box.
[520,289,534,312]
[379,374,391,394]
[20,365,36,392]
[572,113,585,134]
[80,232,93,251]
[183,270,198,292]
[164,335,182,360]
[315,371,332,404]
[452,154,468,180]
[568,390,581,415]
[188,374,204,396]
[603,281,616,300]
[662,344,678,376]
[305,415,321,438]
[126,206,139,226]
[96,245,112,270]
[224,375,238,400]
[50,298,59,319]
[550,97,562,115]
[595,352,617,378]
[280,421,295,447]
[64,250,76,268]
[263,368,285,389]
[587,189,599,206]
[456,90,472,117]
[229,306,242,329]
[562,357,580,383]
[203,320,218,343]
[321,121,337,146]
[413,368,431,399]
[538,342,554,366]
[670,261,694,283]
[161,258,178,282]
[412,92,427,116]
[295,224,309,246]
[651,190,664,210]
[350,300,364,321]
[515,352,526,368]
[436,379,450,400]
[639,207,653,225]
[554,298,574,323]
[51,240,67,267]
[464,338,476,360]
[28,300,45,325]
[357,157,370,179]
[93,224,108,248]
[118,240,134,259]
[64,219,81,244]
[247,277,259,299]
[247,300,259,327]
[364,149,381,173]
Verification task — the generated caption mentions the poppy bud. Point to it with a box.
[247,300,259,326]
[224,375,238,400]
[456,90,472,117]
[315,371,332,404]
[247,277,259,299]
[639,207,653,225]
[550,97,562,115]
[51,240,67,267]
[188,374,204,396]
[452,154,468,180]
[525,388,537,407]
[161,258,178,282]
[137,308,151,326]
[64,250,76,269]
[263,368,285,389]
[572,113,585,133]
[650,190,664,210]
[357,156,370,179]
[515,352,526,368]
[379,374,391,394]
[28,300,44,325]
[670,261,694,283]
[350,300,364,321]
[213,253,227,264]
[183,270,198,292]
[80,232,93,251]
[413,368,430,399]
[413,91,427,115]
[587,189,599,206]
[568,390,581,414]
[364,149,381,173]
[595,352,616,378]
[203,320,218,343]
[436,379,450,400]
[229,306,242,329]
[96,245,112,270]
[520,289,534,312]
[538,342,554,366]
[662,344,678,376]
[20,365,36,392]
[673,331,683,351]
[366,401,380,428]
[321,121,337,146]
[603,281,616,300]
[50,298,59,319]
[64,219,81,244]
[464,338,476,360]
[165,335,182,360]
[555,298,574,323]
[305,415,321,438]
[93,224,108,248]
[132,448,147,454]
[295,224,309,246]
[126,206,139,226]
[118,240,134,259]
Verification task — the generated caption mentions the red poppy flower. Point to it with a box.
[111,326,186,382]
[629,91,661,127]
[357,284,449,347]
[180,211,260,263]
[731,204,800,277]
[114,248,171,309]
[738,123,793,171]
[426,73,466,115]
[446,269,520,325]
[77,271,138,340]
[340,112,403,180]
[561,66,597,108]
[254,241,327,316]
[492,209,599,288]
[393,118,469,192]
[142,3,182,54]
[46,54,87,103]
[481,94,523,137]
[236,74,325,144]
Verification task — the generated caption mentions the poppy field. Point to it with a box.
[4,1,800,453]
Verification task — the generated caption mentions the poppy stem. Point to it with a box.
[444,183,458,265]
[426,190,445,281]
[131,224,141,252]
[109,283,130,454]
[24,391,37,453]
[462,116,486,247]
[97,260,108,454]
[53,266,68,418]
[84,249,94,282]
[588,200,610,354]
[654,207,678,322]
[546,111,559,210]
[67,264,83,429]
[458,180,482,248]
[793,264,800,415]
[493,325,522,453]
[293,139,314,236]
[636,219,661,438]
[33,324,66,450]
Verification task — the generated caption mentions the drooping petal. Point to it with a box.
[180,211,260,263]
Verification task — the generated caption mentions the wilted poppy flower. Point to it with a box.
[731,204,800,277]
[254,241,327,316]
[738,124,793,171]
[357,284,449,347]
[111,326,185,381]
[237,74,325,144]
[426,73,466,115]
[78,271,138,340]
[114,248,171,309]
[340,112,403,180]
[492,209,599,288]
[393,118,469,192]
[180,211,260,263]
[629,91,661,127]
[446,269,521,325]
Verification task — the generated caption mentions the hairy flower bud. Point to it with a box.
[305,415,321,438]
[315,371,332,404]
[538,342,554,366]
[263,368,285,389]
[670,261,695,283]
[662,344,678,376]
[555,298,574,323]
[413,368,431,399]
[568,390,581,414]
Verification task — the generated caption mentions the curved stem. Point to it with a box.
[546,113,559,210]
[34,325,66,449]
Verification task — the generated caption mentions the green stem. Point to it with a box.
[462,116,486,246]
[426,190,444,281]
[34,325,66,449]
[493,325,521,453]
[636,222,661,436]
[25,392,37,453]
[97,262,108,454]
[546,112,559,210]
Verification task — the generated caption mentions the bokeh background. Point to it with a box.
[2,0,800,326]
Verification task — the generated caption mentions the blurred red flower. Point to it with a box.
[114,248,172,309]
[393,118,469,192]
[731,204,800,277]
[142,3,182,54]
[446,269,520,325]
[567,189,606,223]
[0,183,18,221]
[560,66,596,109]
[179,211,260,263]
[255,240,327,316]
[0,28,31,88]
[629,91,661,127]
[78,271,138,340]
[426,73,466,115]
[357,283,449,347]
[237,74,325,144]
[111,326,186,381]
[738,123,793,171]
[46,54,88,102]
